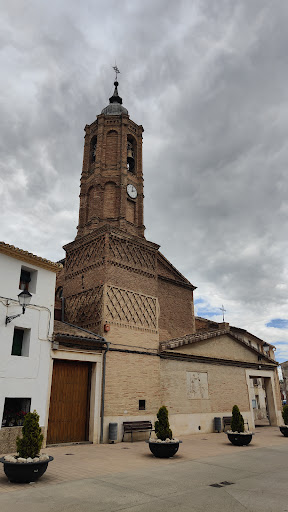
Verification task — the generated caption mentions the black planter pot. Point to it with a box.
[146,441,181,458]
[0,456,54,483]
[227,433,253,446]
[280,426,288,437]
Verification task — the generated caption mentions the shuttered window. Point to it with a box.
[11,328,24,356]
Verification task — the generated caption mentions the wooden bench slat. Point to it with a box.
[122,421,154,442]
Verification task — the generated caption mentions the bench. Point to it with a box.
[223,416,249,431]
[122,421,154,442]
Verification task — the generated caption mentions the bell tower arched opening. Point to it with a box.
[127,135,136,174]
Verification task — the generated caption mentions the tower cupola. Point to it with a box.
[101,81,128,116]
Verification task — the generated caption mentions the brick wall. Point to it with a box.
[158,279,195,341]
[160,358,250,414]
[103,182,119,219]
[104,351,161,416]
[105,130,118,166]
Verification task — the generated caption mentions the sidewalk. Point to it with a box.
[0,427,287,512]
[0,426,285,492]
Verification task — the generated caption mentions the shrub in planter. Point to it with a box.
[231,405,244,433]
[227,405,253,446]
[0,410,53,483]
[282,405,288,425]
[155,406,172,441]
[280,404,288,437]
[16,410,44,458]
[148,406,181,458]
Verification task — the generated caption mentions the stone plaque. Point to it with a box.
[186,372,209,400]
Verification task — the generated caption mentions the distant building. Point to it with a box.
[280,361,288,401]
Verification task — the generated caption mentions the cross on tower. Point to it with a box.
[113,64,120,80]
[219,304,226,322]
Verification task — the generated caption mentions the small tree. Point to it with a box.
[231,405,244,433]
[16,410,43,458]
[155,406,172,440]
[282,404,288,425]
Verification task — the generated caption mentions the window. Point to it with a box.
[139,400,146,411]
[19,269,31,291]
[19,266,37,294]
[11,328,30,357]
[90,135,97,163]
[1,398,31,427]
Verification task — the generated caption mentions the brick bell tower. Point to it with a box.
[58,73,195,345]
[77,79,145,239]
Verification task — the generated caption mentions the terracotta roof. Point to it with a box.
[159,329,276,363]
[53,320,105,341]
[0,242,62,272]
[160,329,230,351]
[195,317,276,350]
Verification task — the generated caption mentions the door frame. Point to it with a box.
[44,349,103,446]
[245,369,282,429]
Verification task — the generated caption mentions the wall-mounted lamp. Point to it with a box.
[263,343,270,354]
[5,290,32,325]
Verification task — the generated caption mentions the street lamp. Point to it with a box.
[5,290,32,325]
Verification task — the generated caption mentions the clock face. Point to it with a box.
[127,184,137,199]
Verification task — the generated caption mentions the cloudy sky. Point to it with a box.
[1,0,288,362]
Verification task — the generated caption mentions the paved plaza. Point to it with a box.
[0,427,288,512]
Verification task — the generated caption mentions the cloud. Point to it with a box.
[1,0,288,361]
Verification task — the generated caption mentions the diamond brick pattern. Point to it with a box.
[65,237,105,274]
[106,286,157,330]
[65,286,104,325]
[108,236,155,272]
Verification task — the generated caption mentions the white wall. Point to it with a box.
[0,253,56,427]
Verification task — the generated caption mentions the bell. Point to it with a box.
[127,148,134,159]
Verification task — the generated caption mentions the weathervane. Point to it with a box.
[113,64,120,81]
[219,304,226,322]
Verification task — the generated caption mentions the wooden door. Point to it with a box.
[47,360,91,444]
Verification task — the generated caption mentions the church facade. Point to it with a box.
[47,79,281,445]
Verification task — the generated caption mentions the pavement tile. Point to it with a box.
[0,426,288,512]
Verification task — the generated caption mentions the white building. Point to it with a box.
[0,242,61,454]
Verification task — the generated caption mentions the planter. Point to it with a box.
[227,432,253,446]
[146,440,181,458]
[0,456,54,483]
[279,426,288,437]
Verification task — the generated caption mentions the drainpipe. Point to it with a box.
[100,342,110,443]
